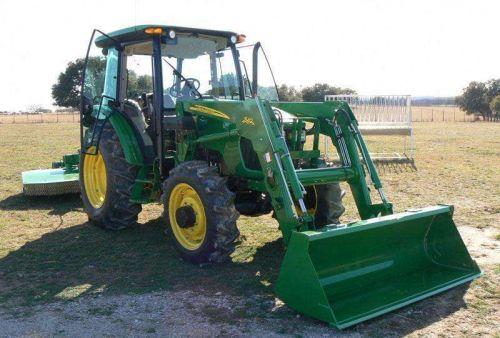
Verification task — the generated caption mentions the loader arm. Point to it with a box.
[274,101,393,217]
[183,98,393,242]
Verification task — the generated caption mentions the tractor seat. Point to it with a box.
[163,93,177,109]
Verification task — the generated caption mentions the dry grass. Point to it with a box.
[0,121,498,336]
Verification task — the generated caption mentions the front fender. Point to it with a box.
[108,112,144,166]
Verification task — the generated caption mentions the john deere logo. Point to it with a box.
[189,105,230,120]
[242,117,255,126]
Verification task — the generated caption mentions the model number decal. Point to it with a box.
[241,116,255,126]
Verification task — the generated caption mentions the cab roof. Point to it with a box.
[95,25,238,49]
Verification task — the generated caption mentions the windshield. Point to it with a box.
[159,36,241,107]
[124,34,242,107]
[163,50,239,100]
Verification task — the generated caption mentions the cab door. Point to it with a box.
[80,29,121,154]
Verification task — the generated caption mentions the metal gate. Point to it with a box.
[325,95,414,165]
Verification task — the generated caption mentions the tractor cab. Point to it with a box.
[83,26,260,115]
[81,26,278,163]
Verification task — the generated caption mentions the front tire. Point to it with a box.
[80,123,141,230]
[162,161,240,264]
[314,183,345,226]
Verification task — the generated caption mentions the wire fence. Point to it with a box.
[0,112,79,124]
[325,95,415,163]
[411,106,476,122]
[0,107,477,124]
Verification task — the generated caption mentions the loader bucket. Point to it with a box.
[275,205,481,329]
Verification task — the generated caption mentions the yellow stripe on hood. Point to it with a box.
[189,105,230,120]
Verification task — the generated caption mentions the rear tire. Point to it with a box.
[80,123,141,230]
[162,161,240,264]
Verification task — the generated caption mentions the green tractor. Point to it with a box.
[24,25,480,328]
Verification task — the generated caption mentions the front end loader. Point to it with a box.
[24,25,481,328]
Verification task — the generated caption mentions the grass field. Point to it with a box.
[0,122,498,336]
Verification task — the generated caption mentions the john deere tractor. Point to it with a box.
[23,25,480,328]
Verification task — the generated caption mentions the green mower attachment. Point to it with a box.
[275,205,481,329]
[22,154,80,196]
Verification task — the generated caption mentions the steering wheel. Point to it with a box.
[169,78,200,98]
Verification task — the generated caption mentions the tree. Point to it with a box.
[52,58,86,109]
[300,83,356,102]
[456,82,489,120]
[136,75,153,96]
[490,95,500,120]
[456,79,500,121]
[278,84,301,102]
[52,57,153,109]
[126,71,153,99]
[485,79,500,106]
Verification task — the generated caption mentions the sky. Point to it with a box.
[0,0,498,111]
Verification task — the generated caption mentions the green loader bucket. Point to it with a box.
[276,205,481,329]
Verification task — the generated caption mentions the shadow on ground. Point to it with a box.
[0,214,282,305]
[0,201,469,335]
[0,193,81,216]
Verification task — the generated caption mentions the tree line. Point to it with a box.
[51,58,355,109]
[277,83,355,102]
[52,58,499,121]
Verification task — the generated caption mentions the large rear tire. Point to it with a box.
[80,123,141,230]
[162,161,240,264]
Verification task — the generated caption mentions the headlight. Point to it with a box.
[230,35,237,44]
[168,30,176,39]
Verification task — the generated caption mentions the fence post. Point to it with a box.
[442,110,444,122]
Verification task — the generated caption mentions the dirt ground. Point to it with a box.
[0,122,498,337]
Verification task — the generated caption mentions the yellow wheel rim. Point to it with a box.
[83,147,107,209]
[168,183,207,250]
